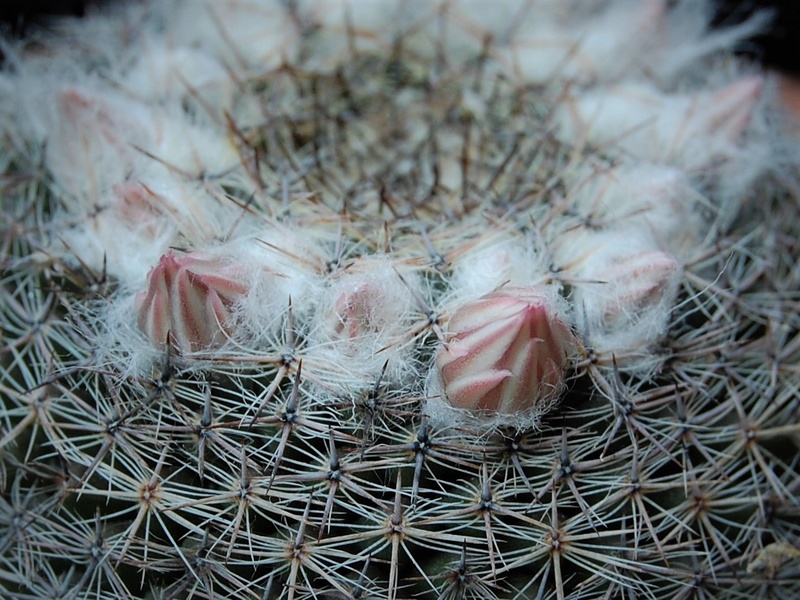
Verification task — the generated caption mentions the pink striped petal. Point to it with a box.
[135,251,247,353]
[437,287,575,416]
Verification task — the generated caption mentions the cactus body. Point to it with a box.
[1,1,800,599]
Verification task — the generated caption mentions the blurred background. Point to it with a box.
[2,0,798,114]
[1,1,796,72]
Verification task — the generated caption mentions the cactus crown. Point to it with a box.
[1,1,800,599]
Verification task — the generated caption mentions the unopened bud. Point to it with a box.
[135,252,248,353]
[436,287,575,415]
[572,236,681,361]
[328,280,388,341]
[556,77,762,170]
[593,250,679,328]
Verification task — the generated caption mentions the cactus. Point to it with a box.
[2,1,800,598]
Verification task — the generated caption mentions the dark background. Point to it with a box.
[712,0,800,75]
[0,0,88,34]
[0,1,798,75]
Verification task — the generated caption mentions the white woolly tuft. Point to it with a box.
[297,0,439,70]
[566,162,714,257]
[232,227,327,345]
[122,42,231,103]
[494,0,666,85]
[446,230,553,303]
[50,174,249,287]
[654,1,774,84]
[303,257,420,394]
[558,229,682,369]
[166,0,298,75]
[556,77,764,174]
[87,291,167,380]
[36,87,233,195]
[92,228,326,376]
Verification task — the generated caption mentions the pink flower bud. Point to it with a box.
[111,182,163,234]
[328,281,386,341]
[436,287,575,415]
[593,249,680,328]
[556,77,762,170]
[709,77,762,143]
[570,234,681,358]
[317,261,413,348]
[135,252,248,353]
